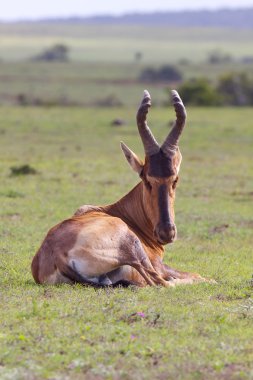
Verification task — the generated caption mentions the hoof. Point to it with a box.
[192,273,217,284]
[190,273,217,284]
[168,276,217,286]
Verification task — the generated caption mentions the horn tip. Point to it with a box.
[171,90,184,106]
[171,89,180,100]
[143,89,151,99]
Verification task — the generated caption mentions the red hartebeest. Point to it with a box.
[31,90,208,287]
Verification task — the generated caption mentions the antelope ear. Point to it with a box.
[120,142,143,175]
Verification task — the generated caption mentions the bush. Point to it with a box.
[32,44,69,62]
[134,51,143,62]
[175,72,253,106]
[177,78,220,106]
[10,164,38,176]
[139,65,182,82]
[217,72,253,106]
[207,50,233,64]
[139,68,157,82]
[241,56,253,64]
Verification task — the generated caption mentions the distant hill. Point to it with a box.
[41,8,253,29]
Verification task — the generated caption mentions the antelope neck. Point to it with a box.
[104,182,163,250]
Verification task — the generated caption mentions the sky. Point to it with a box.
[1,0,253,21]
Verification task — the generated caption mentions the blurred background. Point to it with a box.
[0,0,253,108]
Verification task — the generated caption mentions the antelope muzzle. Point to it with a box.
[154,222,177,244]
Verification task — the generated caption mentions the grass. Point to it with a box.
[0,23,253,62]
[0,105,252,379]
[1,23,253,108]
[1,60,253,107]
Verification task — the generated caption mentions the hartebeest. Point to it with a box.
[32,90,208,287]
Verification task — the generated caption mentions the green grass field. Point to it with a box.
[1,23,253,63]
[0,104,252,379]
[0,59,253,108]
[1,23,253,108]
[1,62,253,102]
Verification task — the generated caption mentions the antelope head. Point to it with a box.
[121,90,186,245]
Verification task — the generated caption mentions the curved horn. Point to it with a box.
[161,90,187,156]
[136,90,160,156]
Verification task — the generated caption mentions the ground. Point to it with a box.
[0,106,252,379]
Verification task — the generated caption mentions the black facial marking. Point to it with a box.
[148,150,175,178]
[158,184,171,225]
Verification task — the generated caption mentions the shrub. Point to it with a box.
[217,72,253,106]
[139,68,157,82]
[32,44,69,62]
[139,65,182,82]
[10,164,38,176]
[207,50,233,64]
[158,65,182,81]
[134,51,143,62]
[241,56,253,64]
[177,78,220,106]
